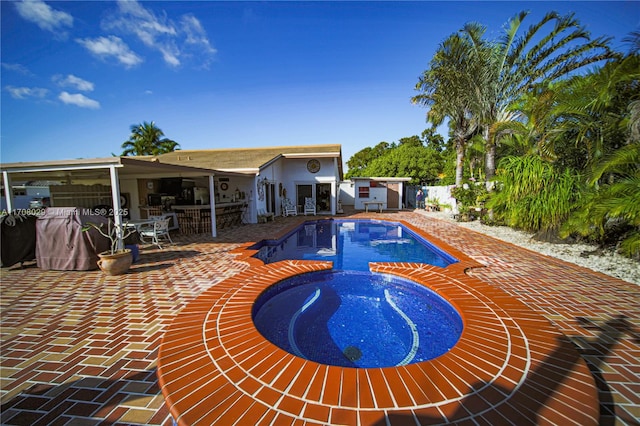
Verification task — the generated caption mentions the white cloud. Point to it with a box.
[1,63,33,76]
[181,14,217,69]
[76,36,143,68]
[158,44,180,67]
[103,0,179,67]
[58,92,100,109]
[5,86,49,99]
[53,74,94,92]
[114,0,177,40]
[101,0,216,68]
[181,14,216,54]
[14,0,73,36]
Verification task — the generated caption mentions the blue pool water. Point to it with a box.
[251,220,458,270]
[253,270,463,368]
[251,220,463,368]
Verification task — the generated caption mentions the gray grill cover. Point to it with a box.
[36,207,110,270]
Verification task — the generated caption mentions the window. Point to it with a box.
[358,186,370,198]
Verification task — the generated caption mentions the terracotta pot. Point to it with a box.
[97,249,132,276]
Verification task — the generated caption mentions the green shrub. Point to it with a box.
[487,156,581,233]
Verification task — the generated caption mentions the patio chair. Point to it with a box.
[304,197,316,216]
[257,209,275,223]
[282,198,297,216]
[139,217,173,249]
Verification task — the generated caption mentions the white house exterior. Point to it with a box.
[1,145,344,241]
[148,145,343,222]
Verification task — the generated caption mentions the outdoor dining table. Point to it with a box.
[125,219,156,232]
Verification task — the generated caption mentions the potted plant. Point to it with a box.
[83,219,136,275]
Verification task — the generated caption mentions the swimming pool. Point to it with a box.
[253,270,463,368]
[251,220,463,367]
[251,219,459,270]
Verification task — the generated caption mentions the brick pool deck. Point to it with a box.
[1,210,638,425]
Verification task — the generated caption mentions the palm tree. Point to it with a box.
[552,52,639,171]
[412,31,485,186]
[559,38,640,258]
[121,121,180,156]
[561,142,640,258]
[456,11,614,182]
[499,83,563,160]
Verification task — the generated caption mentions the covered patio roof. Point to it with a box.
[0,156,247,241]
[0,156,246,183]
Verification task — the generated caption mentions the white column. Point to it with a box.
[209,174,217,238]
[330,180,336,215]
[2,171,14,212]
[109,165,124,250]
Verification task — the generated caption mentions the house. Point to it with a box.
[147,144,343,220]
[0,144,344,242]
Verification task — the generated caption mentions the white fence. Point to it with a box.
[406,185,457,212]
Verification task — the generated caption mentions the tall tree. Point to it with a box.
[364,143,443,185]
[559,37,640,257]
[471,11,614,182]
[412,31,485,186]
[421,127,446,152]
[552,52,639,171]
[415,11,614,186]
[345,142,390,179]
[121,121,180,156]
[345,132,446,184]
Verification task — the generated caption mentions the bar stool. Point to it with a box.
[146,206,163,218]
[183,209,200,234]
[200,211,211,234]
[176,211,189,235]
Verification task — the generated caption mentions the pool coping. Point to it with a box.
[156,219,599,425]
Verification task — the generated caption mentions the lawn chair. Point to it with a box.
[304,197,316,216]
[282,198,297,216]
[139,217,173,249]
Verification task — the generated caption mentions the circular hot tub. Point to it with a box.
[252,270,463,368]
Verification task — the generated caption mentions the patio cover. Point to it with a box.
[1,157,227,241]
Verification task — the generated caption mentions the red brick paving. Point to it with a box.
[1,209,638,425]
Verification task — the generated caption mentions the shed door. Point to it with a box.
[387,183,399,209]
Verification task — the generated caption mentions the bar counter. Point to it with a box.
[171,202,246,234]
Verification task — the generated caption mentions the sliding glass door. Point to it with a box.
[315,183,331,212]
[296,185,312,210]
[296,183,332,213]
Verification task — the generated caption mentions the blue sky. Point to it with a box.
[2,1,638,167]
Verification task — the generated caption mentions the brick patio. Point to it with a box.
[1,210,638,425]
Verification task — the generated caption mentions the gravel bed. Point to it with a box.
[421,210,639,285]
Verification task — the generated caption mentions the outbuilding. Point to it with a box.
[345,177,412,212]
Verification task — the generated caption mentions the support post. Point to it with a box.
[209,174,217,238]
[109,165,124,251]
[2,171,14,212]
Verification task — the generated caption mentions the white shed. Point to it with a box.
[349,177,411,211]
